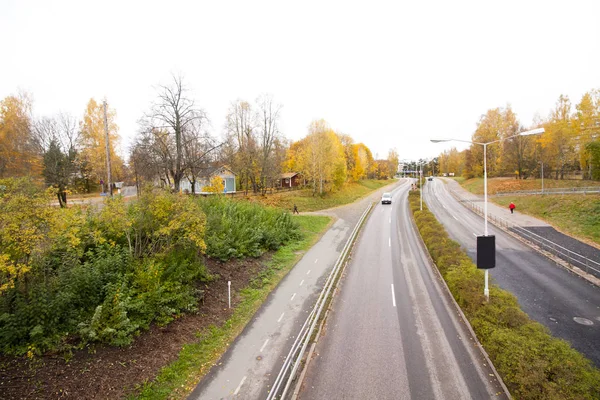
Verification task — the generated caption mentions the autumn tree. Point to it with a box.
[34,114,80,206]
[79,99,124,192]
[224,100,257,193]
[574,90,600,179]
[539,95,577,179]
[256,94,283,193]
[387,148,399,178]
[182,117,221,194]
[374,159,390,179]
[140,75,208,192]
[296,120,347,195]
[222,95,284,194]
[0,92,41,178]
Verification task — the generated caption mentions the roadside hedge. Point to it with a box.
[408,191,600,400]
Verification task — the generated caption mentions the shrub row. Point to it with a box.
[0,179,300,355]
[408,191,600,400]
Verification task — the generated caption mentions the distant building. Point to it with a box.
[179,166,236,193]
[279,172,302,188]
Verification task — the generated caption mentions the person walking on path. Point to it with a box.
[293,204,299,214]
[509,202,516,214]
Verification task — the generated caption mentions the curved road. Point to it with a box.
[299,182,505,399]
[424,178,600,367]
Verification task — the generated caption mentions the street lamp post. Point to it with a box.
[541,161,544,194]
[419,161,423,211]
[430,127,545,301]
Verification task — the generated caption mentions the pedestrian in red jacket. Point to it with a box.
[509,202,515,214]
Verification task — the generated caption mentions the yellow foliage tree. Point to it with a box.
[296,120,347,195]
[204,175,225,193]
[78,99,125,190]
[0,93,41,178]
[0,179,54,293]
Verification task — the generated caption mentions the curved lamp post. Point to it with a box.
[430,127,545,301]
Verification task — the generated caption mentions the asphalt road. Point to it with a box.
[424,178,600,367]
[299,182,504,399]
[188,180,406,400]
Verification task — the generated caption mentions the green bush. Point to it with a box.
[408,191,600,399]
[199,196,301,261]
[0,184,210,354]
[0,182,301,355]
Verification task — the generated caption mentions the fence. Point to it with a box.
[492,186,600,197]
[449,189,600,279]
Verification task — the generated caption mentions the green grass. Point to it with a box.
[494,194,600,246]
[130,214,332,400]
[245,179,394,212]
[450,176,465,184]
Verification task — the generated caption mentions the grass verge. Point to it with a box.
[461,177,600,195]
[409,191,600,399]
[130,214,332,400]
[494,194,600,246]
[243,179,394,212]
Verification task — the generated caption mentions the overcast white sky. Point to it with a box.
[1,0,599,161]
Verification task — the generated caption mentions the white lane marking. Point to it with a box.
[391,284,396,307]
[299,280,304,286]
[472,233,477,237]
[452,215,458,220]
[260,339,269,352]
[277,312,284,322]
[389,238,391,247]
[314,259,318,264]
[443,204,447,209]
[234,376,246,395]
[389,217,391,224]
[290,293,296,301]
[307,269,311,275]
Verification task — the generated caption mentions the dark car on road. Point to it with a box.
[381,192,392,204]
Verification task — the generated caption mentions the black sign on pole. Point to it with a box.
[477,235,496,269]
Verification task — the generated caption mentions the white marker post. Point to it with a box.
[228,281,231,309]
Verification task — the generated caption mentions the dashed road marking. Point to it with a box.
[391,284,396,307]
[453,215,458,220]
[260,339,269,352]
[389,238,391,247]
[307,270,311,275]
[299,280,304,286]
[234,376,246,395]
[277,312,284,322]
[314,259,318,264]
[290,293,296,301]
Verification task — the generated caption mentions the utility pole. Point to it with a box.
[103,100,113,196]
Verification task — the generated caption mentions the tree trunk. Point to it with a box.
[57,192,65,208]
